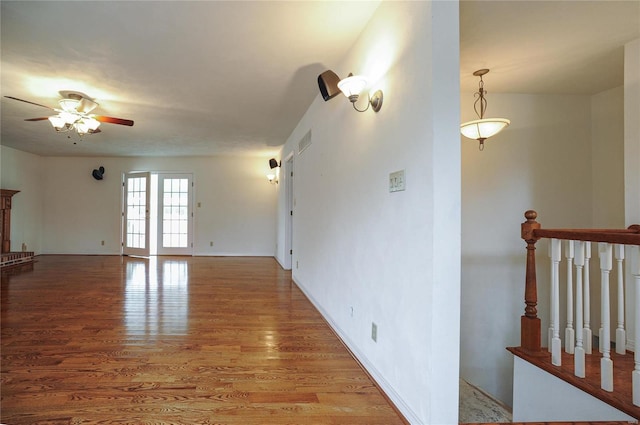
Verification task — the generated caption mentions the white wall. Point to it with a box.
[2,152,276,256]
[625,39,640,228]
[0,146,44,254]
[592,86,625,228]
[276,2,460,423]
[624,38,640,352]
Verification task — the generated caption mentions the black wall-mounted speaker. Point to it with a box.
[92,166,105,180]
[318,70,341,101]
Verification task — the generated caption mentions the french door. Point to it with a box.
[122,172,151,257]
[156,173,193,255]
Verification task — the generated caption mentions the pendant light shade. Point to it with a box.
[460,69,510,150]
[460,118,510,140]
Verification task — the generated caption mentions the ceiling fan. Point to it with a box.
[4,91,134,136]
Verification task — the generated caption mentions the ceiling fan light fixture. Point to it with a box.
[84,117,101,131]
[59,111,79,125]
[5,92,133,137]
[58,98,80,112]
[75,121,90,135]
[48,115,66,130]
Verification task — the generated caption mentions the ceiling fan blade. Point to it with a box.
[5,96,56,110]
[24,117,51,121]
[94,115,134,126]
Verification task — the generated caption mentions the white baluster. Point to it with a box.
[630,245,640,407]
[551,239,562,366]
[584,242,592,354]
[574,240,585,378]
[548,240,554,352]
[599,242,613,392]
[565,240,575,354]
[614,244,626,355]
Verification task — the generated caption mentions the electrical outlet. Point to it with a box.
[371,322,378,342]
[296,261,299,269]
[101,240,105,246]
[210,241,213,247]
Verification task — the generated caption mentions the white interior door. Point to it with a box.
[284,156,294,270]
[123,172,151,257]
[157,173,193,256]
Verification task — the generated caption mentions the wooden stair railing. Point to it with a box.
[517,210,640,418]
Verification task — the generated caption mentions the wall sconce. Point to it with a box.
[460,69,510,151]
[267,158,280,184]
[92,166,105,180]
[267,173,278,184]
[337,73,383,113]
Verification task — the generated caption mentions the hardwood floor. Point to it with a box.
[1,255,406,425]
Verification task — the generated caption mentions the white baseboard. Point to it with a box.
[292,276,423,425]
[192,252,273,257]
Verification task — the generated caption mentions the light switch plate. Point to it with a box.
[389,170,406,192]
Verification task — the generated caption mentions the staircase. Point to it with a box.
[511,211,639,422]
[509,346,638,420]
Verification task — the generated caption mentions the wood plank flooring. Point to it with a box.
[1,255,406,425]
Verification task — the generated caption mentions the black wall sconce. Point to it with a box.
[92,166,105,180]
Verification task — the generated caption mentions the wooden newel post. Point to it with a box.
[521,210,542,351]
[1,190,20,254]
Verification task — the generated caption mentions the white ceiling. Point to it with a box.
[0,1,381,157]
[460,0,639,95]
[1,1,638,158]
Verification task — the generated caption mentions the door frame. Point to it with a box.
[156,172,194,256]
[283,153,294,270]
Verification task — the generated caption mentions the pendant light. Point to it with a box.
[460,69,510,150]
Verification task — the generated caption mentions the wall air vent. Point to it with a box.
[298,130,312,154]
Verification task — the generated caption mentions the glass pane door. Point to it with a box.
[157,173,193,255]
[123,172,151,257]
